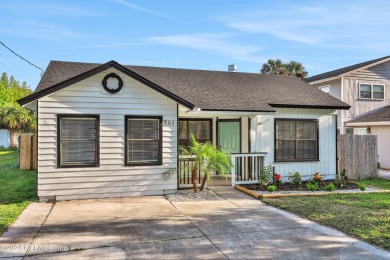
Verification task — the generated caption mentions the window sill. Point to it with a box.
[358,98,384,101]
[274,159,320,163]
[125,162,163,167]
[59,164,100,168]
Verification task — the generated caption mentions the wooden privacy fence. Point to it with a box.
[337,134,378,179]
[19,133,37,170]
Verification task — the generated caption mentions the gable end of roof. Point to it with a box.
[306,55,390,83]
[18,60,195,108]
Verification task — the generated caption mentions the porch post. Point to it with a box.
[231,154,236,186]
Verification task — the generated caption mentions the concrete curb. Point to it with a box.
[235,185,261,199]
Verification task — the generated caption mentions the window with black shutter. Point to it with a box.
[275,119,318,162]
[58,115,99,167]
[125,116,162,166]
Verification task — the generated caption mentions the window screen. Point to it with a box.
[126,116,162,166]
[59,115,99,167]
[275,119,318,162]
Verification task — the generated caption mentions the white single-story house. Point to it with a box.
[18,60,350,201]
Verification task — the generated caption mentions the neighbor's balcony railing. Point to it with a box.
[231,153,267,186]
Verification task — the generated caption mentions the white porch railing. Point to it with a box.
[231,153,267,186]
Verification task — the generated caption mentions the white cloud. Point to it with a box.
[217,0,390,49]
[0,1,103,17]
[109,0,174,19]
[0,20,82,41]
[148,33,263,62]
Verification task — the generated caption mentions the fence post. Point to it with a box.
[231,155,236,186]
[31,133,37,170]
[19,133,32,170]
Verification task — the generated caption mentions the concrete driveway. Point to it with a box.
[1,187,389,259]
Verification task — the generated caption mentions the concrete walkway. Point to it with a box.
[379,170,390,180]
[1,187,389,259]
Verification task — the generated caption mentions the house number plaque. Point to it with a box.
[163,120,175,126]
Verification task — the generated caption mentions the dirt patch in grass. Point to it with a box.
[262,193,390,250]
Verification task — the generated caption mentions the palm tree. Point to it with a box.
[260,59,288,75]
[0,104,35,147]
[180,135,232,192]
[285,61,308,79]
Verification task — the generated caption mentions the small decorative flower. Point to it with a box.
[275,174,281,180]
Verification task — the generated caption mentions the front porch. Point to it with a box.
[178,153,267,188]
[177,107,268,188]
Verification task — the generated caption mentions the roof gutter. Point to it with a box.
[269,104,350,110]
[346,121,390,127]
[306,76,340,85]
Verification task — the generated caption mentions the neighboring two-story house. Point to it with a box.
[306,55,390,168]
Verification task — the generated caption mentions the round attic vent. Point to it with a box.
[102,73,123,94]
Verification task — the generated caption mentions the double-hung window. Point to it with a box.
[125,116,162,166]
[359,83,384,100]
[58,115,99,168]
[275,119,318,162]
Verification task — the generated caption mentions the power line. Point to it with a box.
[0,41,44,76]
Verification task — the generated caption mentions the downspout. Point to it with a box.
[335,113,338,176]
[340,76,344,134]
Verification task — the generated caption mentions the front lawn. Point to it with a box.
[0,149,37,235]
[0,149,18,166]
[352,177,390,190]
[262,193,390,250]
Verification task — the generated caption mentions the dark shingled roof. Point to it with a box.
[21,60,350,111]
[348,105,390,123]
[305,55,390,83]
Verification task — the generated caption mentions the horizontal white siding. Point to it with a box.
[258,108,337,180]
[37,68,178,200]
[343,61,390,124]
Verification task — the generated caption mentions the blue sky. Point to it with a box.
[0,0,389,90]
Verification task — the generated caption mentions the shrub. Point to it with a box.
[313,172,322,183]
[340,169,348,181]
[324,182,336,192]
[288,172,302,187]
[306,182,319,191]
[260,165,274,187]
[267,185,277,192]
[358,183,366,191]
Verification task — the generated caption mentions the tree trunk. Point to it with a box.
[9,130,18,148]
[200,173,208,191]
[192,165,198,193]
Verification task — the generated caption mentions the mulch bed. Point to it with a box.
[241,180,358,192]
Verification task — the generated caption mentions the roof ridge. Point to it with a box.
[306,55,390,82]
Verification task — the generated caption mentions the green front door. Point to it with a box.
[218,121,241,154]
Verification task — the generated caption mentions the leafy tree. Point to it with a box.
[260,59,288,75]
[180,135,232,192]
[261,59,308,79]
[285,61,308,79]
[0,72,36,147]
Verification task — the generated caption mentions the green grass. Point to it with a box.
[351,178,390,190]
[263,193,390,250]
[0,149,37,235]
[0,149,18,166]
